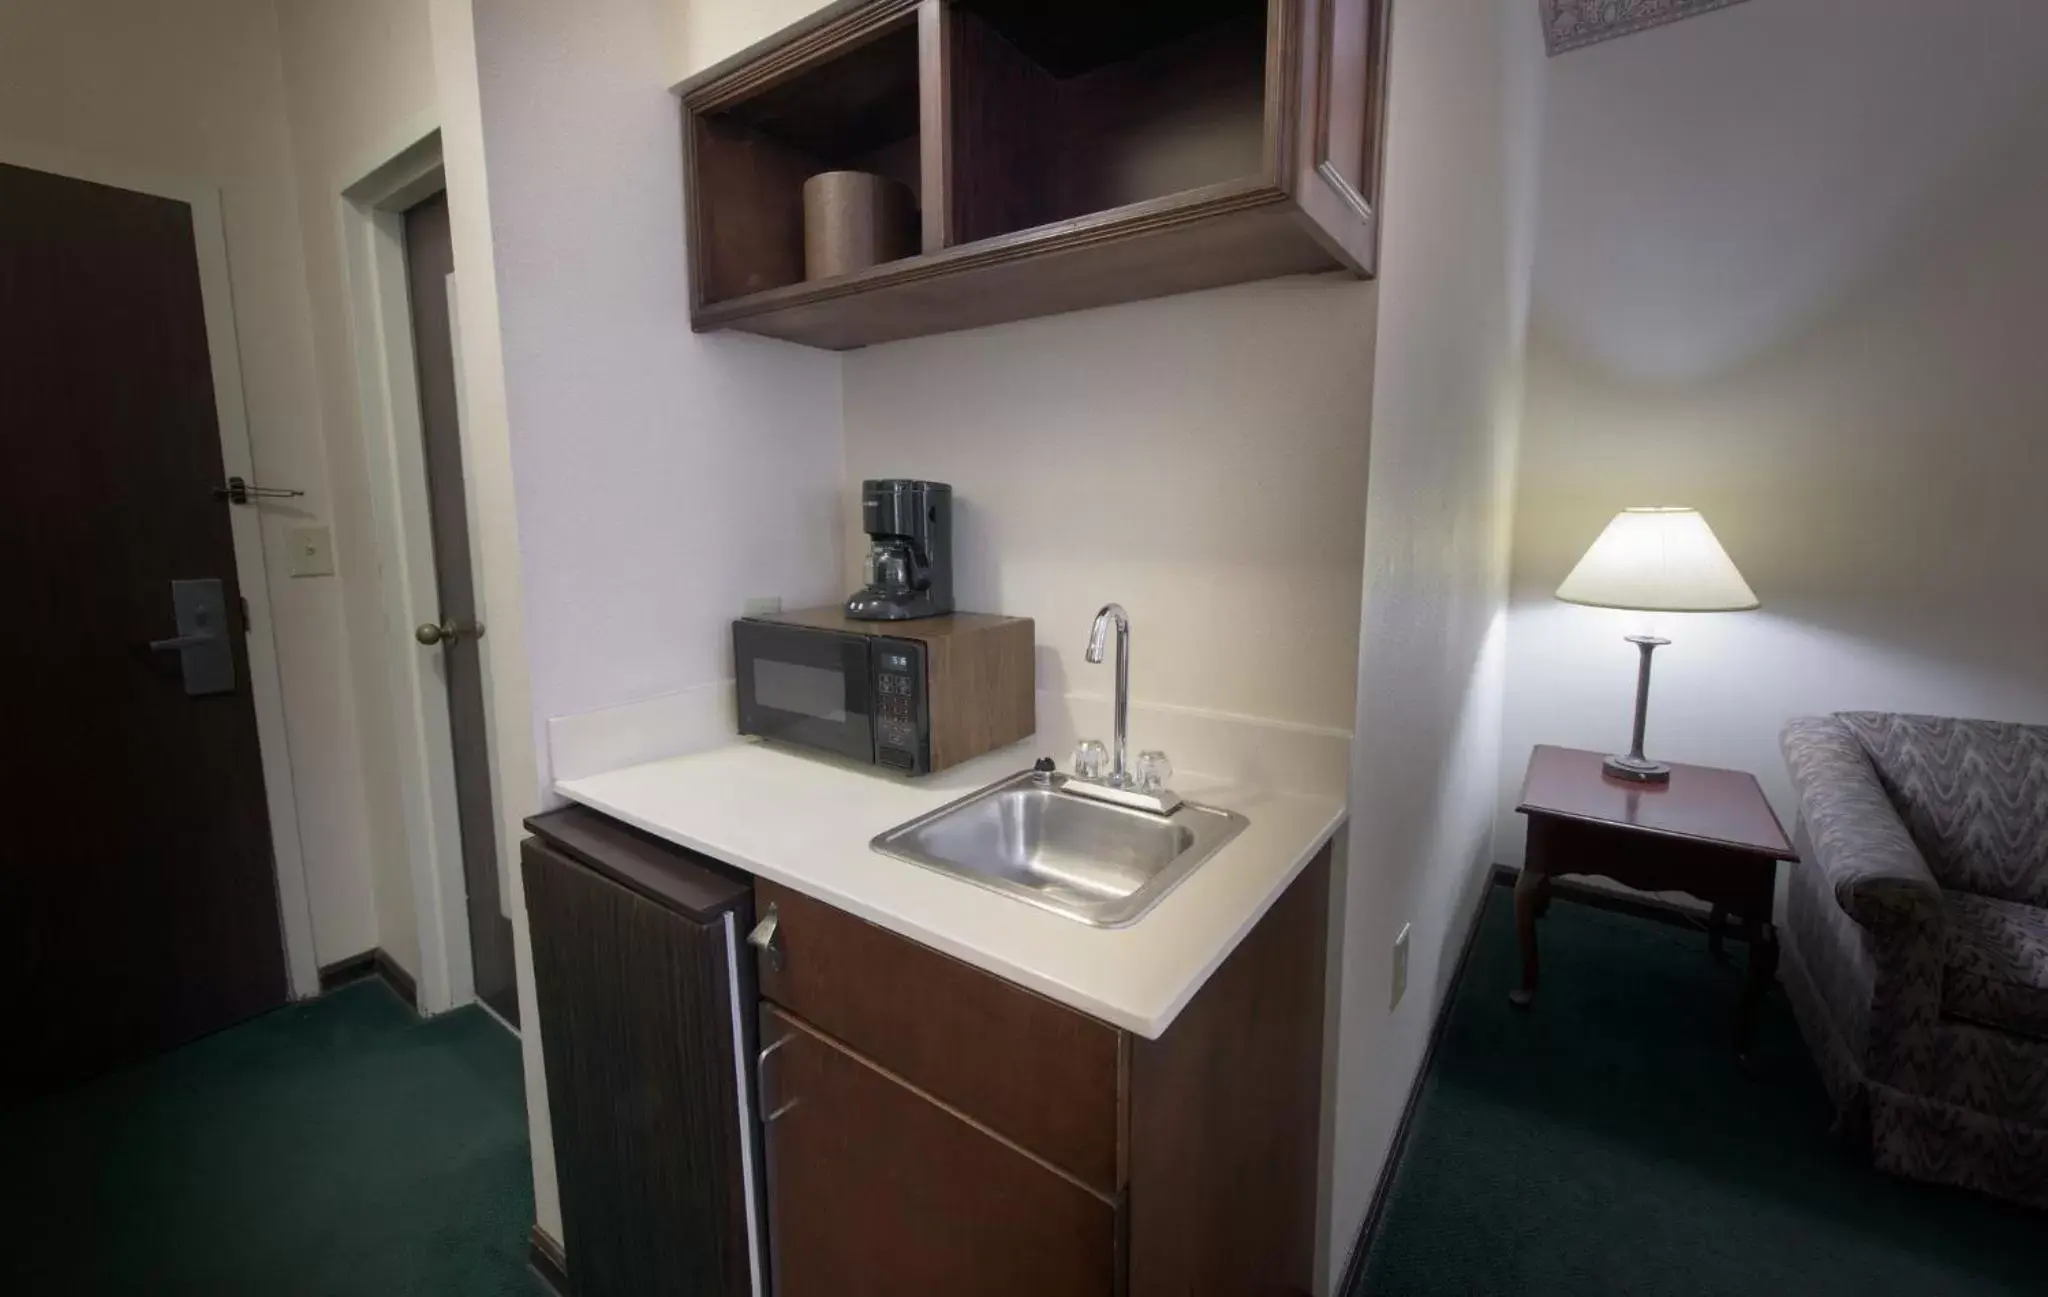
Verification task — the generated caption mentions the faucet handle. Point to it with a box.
[1073,740,1108,782]
[1135,750,1173,793]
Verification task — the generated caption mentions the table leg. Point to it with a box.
[1510,867,1544,1008]
[1735,918,1780,1065]
[1708,904,1727,961]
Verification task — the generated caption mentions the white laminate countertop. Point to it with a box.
[554,740,1346,1039]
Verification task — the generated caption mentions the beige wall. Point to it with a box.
[273,0,441,978]
[1325,0,1542,1284]
[1497,0,2048,859]
[0,0,382,966]
[841,277,1375,736]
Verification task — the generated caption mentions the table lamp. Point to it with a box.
[1556,507,1757,783]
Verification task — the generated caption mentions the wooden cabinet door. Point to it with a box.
[753,879,1123,1195]
[523,838,756,1297]
[758,1006,1117,1297]
[1292,0,1393,272]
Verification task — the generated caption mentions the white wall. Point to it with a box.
[0,0,383,967]
[1324,0,1543,1286]
[841,276,1375,736]
[474,0,844,784]
[428,0,558,1229]
[1497,0,2048,860]
[272,0,441,978]
[469,0,848,1240]
[662,0,832,84]
[270,0,546,1017]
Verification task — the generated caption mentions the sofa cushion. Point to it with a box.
[1943,892,2048,1040]
[1836,712,2048,907]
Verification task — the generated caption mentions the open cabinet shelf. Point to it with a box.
[680,0,1390,351]
[942,1,1270,244]
[691,11,924,303]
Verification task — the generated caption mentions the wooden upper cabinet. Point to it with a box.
[679,0,1392,350]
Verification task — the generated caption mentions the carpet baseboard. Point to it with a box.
[1332,866,1501,1296]
[316,948,419,1011]
[529,1224,568,1294]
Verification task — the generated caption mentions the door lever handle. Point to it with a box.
[150,630,220,653]
[150,579,236,697]
[758,1028,798,1124]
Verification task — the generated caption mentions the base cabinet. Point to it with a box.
[524,803,1331,1297]
[752,844,1332,1297]
[759,1007,1117,1297]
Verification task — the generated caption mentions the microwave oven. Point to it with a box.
[733,608,1035,775]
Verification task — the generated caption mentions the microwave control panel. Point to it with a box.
[872,640,927,772]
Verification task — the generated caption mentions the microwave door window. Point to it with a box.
[755,660,847,723]
[733,621,875,763]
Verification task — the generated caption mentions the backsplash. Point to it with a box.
[546,682,1351,798]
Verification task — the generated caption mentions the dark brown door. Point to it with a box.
[0,162,288,1098]
[759,1006,1118,1297]
[402,192,518,1025]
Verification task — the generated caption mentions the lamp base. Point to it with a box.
[1603,753,1671,784]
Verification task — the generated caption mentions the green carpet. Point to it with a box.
[1355,887,2043,1296]
[0,979,544,1296]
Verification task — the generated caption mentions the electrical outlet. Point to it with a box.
[1391,923,1411,1010]
[742,596,783,618]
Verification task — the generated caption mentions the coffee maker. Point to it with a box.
[846,479,953,621]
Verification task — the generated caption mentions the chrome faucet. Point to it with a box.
[1085,603,1131,786]
[1071,602,1181,815]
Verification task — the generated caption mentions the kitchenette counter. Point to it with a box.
[554,739,1345,1039]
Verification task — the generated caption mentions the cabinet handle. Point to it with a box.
[758,1031,798,1124]
[747,904,782,973]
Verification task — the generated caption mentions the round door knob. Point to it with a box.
[417,619,486,647]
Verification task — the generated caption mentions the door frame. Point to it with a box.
[0,140,321,999]
[339,125,504,1017]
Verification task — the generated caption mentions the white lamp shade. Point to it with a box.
[1556,507,1759,613]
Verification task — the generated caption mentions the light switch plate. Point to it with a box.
[287,525,334,578]
[1391,922,1411,1010]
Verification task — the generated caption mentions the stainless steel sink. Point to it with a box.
[871,770,1248,927]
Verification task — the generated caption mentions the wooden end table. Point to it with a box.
[1512,745,1798,1060]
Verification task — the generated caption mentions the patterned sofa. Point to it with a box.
[1780,712,2047,1208]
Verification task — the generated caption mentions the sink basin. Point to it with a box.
[871,770,1249,927]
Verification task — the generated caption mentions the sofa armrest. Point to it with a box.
[1782,716,1946,1091]
[1781,716,1941,930]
